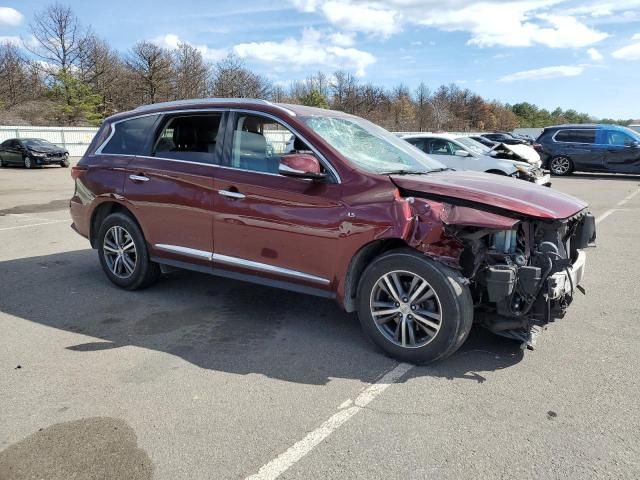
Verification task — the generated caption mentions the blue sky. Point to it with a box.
[3,1,640,118]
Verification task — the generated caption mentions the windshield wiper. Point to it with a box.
[379,169,430,175]
[428,167,455,173]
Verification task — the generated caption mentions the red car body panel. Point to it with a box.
[391,171,587,220]
[70,100,590,310]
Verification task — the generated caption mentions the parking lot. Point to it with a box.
[1,162,639,479]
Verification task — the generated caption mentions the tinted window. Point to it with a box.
[0,140,11,147]
[153,113,223,164]
[554,129,596,144]
[101,115,158,155]
[405,138,426,151]
[230,114,312,174]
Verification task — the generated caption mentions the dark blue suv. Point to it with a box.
[536,124,640,176]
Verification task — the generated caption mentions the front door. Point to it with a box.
[123,112,225,266]
[603,129,640,173]
[212,111,345,292]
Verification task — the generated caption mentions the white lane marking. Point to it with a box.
[0,220,68,232]
[596,187,640,225]
[6,212,59,222]
[245,362,414,480]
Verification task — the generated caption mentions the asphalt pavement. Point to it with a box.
[0,161,639,479]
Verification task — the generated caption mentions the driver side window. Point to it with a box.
[606,131,634,146]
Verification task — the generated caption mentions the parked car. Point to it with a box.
[402,133,550,186]
[510,133,536,144]
[0,138,70,168]
[536,124,640,175]
[469,135,497,148]
[482,132,528,145]
[70,99,595,363]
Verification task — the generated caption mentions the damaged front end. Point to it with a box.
[398,195,596,349]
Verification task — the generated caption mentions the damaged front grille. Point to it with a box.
[463,210,595,348]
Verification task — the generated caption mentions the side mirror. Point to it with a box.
[279,153,327,180]
[625,140,640,148]
[454,149,470,157]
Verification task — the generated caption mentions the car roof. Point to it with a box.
[108,98,355,123]
[545,123,627,131]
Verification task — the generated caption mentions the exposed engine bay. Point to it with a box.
[391,190,596,349]
[457,211,596,348]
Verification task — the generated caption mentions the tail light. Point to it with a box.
[71,165,87,180]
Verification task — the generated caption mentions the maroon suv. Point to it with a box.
[70,99,595,363]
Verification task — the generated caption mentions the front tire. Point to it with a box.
[60,159,70,168]
[97,212,160,290]
[357,249,473,364]
[23,156,33,169]
[549,156,573,176]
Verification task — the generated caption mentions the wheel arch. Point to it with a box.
[342,238,411,313]
[485,168,510,175]
[89,201,144,248]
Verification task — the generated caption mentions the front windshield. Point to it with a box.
[301,115,445,174]
[23,139,54,147]
[456,136,491,155]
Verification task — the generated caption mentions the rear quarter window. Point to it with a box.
[100,115,159,155]
[554,129,596,144]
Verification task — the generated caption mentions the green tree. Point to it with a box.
[300,89,329,109]
[48,71,102,125]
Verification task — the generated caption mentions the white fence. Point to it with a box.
[0,126,99,156]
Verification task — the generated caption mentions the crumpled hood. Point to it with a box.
[391,170,587,220]
[29,145,65,154]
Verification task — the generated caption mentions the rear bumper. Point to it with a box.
[548,250,586,299]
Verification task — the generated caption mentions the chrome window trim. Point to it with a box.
[154,244,330,284]
[93,107,341,183]
[551,129,597,144]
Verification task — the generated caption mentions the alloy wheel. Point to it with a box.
[103,225,137,279]
[24,156,32,169]
[369,270,443,348]
[550,157,571,175]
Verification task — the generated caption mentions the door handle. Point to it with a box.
[129,174,149,182]
[218,189,245,199]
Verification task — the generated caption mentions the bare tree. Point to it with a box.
[171,43,209,100]
[0,43,34,108]
[126,41,173,104]
[414,82,431,131]
[211,54,272,98]
[27,3,86,76]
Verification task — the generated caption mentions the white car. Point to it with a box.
[402,133,550,186]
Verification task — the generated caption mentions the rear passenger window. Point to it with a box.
[101,115,158,155]
[554,129,596,144]
[153,113,223,163]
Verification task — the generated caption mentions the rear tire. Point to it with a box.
[97,212,160,290]
[549,156,573,176]
[357,249,473,364]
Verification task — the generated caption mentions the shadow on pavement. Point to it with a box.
[0,250,523,385]
[565,173,640,182]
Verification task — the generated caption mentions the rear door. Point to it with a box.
[123,111,225,267]
[211,111,345,292]
[553,129,603,171]
[2,140,22,164]
[603,130,640,173]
